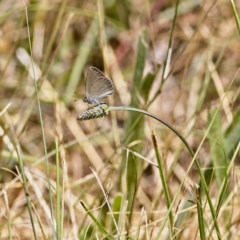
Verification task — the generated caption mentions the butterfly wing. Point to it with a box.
[85,67,114,103]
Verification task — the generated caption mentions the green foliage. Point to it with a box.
[140,71,156,103]
[80,201,113,239]
[208,109,228,188]
[121,30,148,221]
[225,108,240,156]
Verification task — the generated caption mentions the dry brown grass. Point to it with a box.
[0,0,240,239]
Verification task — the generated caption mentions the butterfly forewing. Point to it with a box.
[85,67,114,103]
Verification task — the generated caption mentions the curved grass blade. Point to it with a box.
[80,201,114,239]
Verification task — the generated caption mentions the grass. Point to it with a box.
[0,0,240,239]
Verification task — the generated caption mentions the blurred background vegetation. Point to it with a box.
[0,0,240,239]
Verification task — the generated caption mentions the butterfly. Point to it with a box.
[82,67,114,104]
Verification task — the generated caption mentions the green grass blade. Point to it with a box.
[140,71,157,103]
[225,108,240,156]
[55,139,62,239]
[132,29,148,102]
[17,146,37,239]
[23,2,56,238]
[111,193,123,231]
[121,29,147,219]
[230,0,240,35]
[208,109,228,189]
[151,132,176,239]
[80,201,113,239]
[195,184,206,240]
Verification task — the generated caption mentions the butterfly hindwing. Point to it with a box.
[85,67,114,103]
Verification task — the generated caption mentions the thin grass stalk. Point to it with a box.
[61,154,66,235]
[3,190,12,240]
[151,132,176,239]
[207,175,229,238]
[31,203,48,240]
[116,195,126,236]
[56,139,62,239]
[230,0,240,35]
[208,139,240,237]
[144,210,149,240]
[80,201,112,239]
[90,167,120,237]
[16,145,37,239]
[109,106,193,155]
[111,194,123,239]
[200,136,228,218]
[134,208,144,239]
[195,184,206,240]
[24,2,56,238]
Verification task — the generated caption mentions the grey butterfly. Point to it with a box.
[83,67,114,104]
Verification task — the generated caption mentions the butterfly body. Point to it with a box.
[83,67,114,104]
[83,96,101,104]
